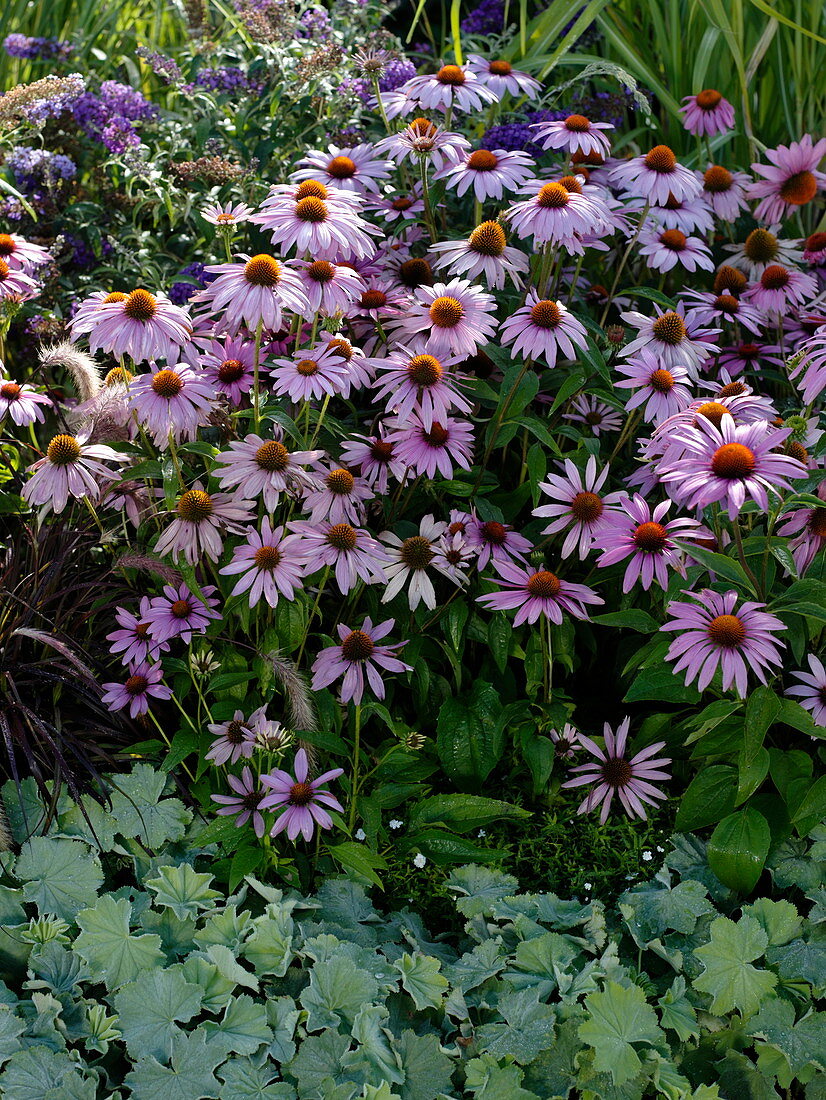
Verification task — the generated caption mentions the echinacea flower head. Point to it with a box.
[79,289,191,364]
[565,395,623,436]
[220,518,306,608]
[128,363,214,445]
[723,226,803,279]
[430,221,529,289]
[251,189,379,260]
[291,143,392,194]
[213,433,323,511]
[380,515,455,610]
[194,254,310,333]
[613,350,693,424]
[400,64,498,113]
[550,723,581,759]
[680,89,735,136]
[610,144,701,205]
[700,164,750,222]
[385,411,474,480]
[22,432,123,514]
[786,654,826,726]
[288,519,388,594]
[776,486,826,574]
[0,374,51,425]
[662,589,786,697]
[198,335,256,404]
[505,179,600,249]
[747,134,826,226]
[533,456,622,559]
[466,55,541,99]
[562,717,670,823]
[374,117,471,169]
[302,464,375,526]
[311,617,411,703]
[0,258,37,300]
[433,146,536,201]
[143,582,221,643]
[597,494,705,592]
[620,302,719,375]
[465,516,532,571]
[388,277,497,357]
[533,113,613,158]
[477,559,603,626]
[212,766,266,837]
[106,597,170,669]
[101,661,172,718]
[270,347,351,403]
[339,433,407,493]
[259,748,344,841]
[201,200,253,226]
[500,291,588,366]
[205,711,257,766]
[154,485,252,565]
[789,324,826,404]
[372,345,471,429]
[298,258,364,314]
[0,231,51,273]
[743,263,817,317]
[638,227,714,273]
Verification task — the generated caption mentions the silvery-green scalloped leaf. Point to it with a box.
[74,895,164,991]
[108,766,191,851]
[299,956,379,1032]
[242,905,295,977]
[341,1003,403,1087]
[180,956,235,1013]
[619,880,714,943]
[123,1027,223,1100]
[218,1058,296,1098]
[504,931,582,998]
[394,953,449,1010]
[202,994,272,1057]
[314,878,381,927]
[0,1005,25,1068]
[394,1030,455,1100]
[444,938,506,992]
[445,866,520,919]
[464,1053,541,1099]
[476,988,556,1064]
[146,865,221,921]
[693,916,777,1017]
[195,906,252,953]
[0,1046,94,1100]
[285,1028,354,1095]
[16,838,102,921]
[26,942,90,995]
[113,967,203,1060]
[265,996,299,1064]
[748,997,826,1076]
[140,908,197,957]
[578,981,663,1086]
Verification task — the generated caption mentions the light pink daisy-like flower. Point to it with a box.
[311,617,411,704]
[154,485,252,565]
[648,194,714,235]
[220,518,306,608]
[700,165,751,222]
[339,433,407,493]
[789,324,826,404]
[477,559,603,626]
[550,723,581,759]
[128,363,214,445]
[304,336,376,399]
[434,147,535,201]
[270,347,351,403]
[596,494,705,592]
[260,748,344,841]
[614,350,693,424]
[638,227,714,273]
[786,654,826,726]
[620,302,719,376]
[298,259,364,314]
[388,277,497,357]
[501,292,588,366]
[194,254,309,333]
[610,144,701,205]
[251,189,379,260]
[0,374,51,425]
[466,55,541,99]
[533,456,622,560]
[534,113,613,158]
[201,201,254,226]
[374,117,471,170]
[717,340,785,378]
[213,433,323,511]
[748,134,826,226]
[562,718,670,823]
[101,661,172,719]
[386,412,474,479]
[197,335,256,405]
[680,90,735,136]
[399,64,498,114]
[662,589,786,697]
[292,144,392,194]
[0,259,37,300]
[465,516,532,571]
[368,189,425,223]
[776,487,826,575]
[212,767,266,837]
[353,277,410,323]
[0,232,51,274]
[205,712,257,766]
[723,226,803,280]
[380,515,455,610]
[106,597,170,669]
[565,395,623,435]
[743,264,817,317]
[430,221,529,290]
[302,465,374,526]
[22,433,123,514]
[681,290,764,336]
[506,180,600,249]
[289,519,388,594]
[143,582,221,644]
[658,416,805,519]
[80,289,191,364]
[372,345,471,429]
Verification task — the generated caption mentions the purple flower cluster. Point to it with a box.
[3,34,74,60]
[64,233,114,269]
[169,262,213,305]
[135,46,183,84]
[193,66,267,96]
[70,81,157,152]
[460,0,505,35]
[337,58,418,108]
[5,145,77,194]
[297,7,333,39]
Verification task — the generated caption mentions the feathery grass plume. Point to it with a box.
[40,341,102,402]
[115,552,181,584]
[268,650,317,765]
[0,796,12,851]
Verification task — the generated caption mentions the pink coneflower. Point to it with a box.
[658,416,805,518]
[374,117,471,170]
[201,201,254,226]
[533,456,621,560]
[723,226,803,280]
[205,712,257,766]
[298,259,364,314]
[786,655,826,726]
[804,230,826,286]
[81,289,191,364]
[596,495,705,592]
[565,395,622,435]
[372,346,471,429]
[194,254,309,332]
[22,433,123,514]
[466,55,541,99]
[550,723,581,759]
[743,264,817,317]
[0,258,37,300]
[315,336,379,397]
[128,363,214,445]
[434,147,535,201]
[662,589,786,696]
[610,145,701,205]
[289,519,388,594]
[681,290,764,335]
[784,310,826,348]
[106,597,169,669]
[649,194,714,235]
[477,560,603,626]
[101,661,172,718]
[143,582,221,643]
[339,433,406,492]
[260,749,344,841]
[680,90,735,136]
[213,433,323,511]
[776,487,826,574]
[620,302,719,375]
[717,341,785,377]
[270,348,351,402]
[533,114,613,158]
[196,335,256,405]
[638,227,714,273]
[154,485,252,564]
[748,134,826,225]
[400,64,498,113]
[700,165,751,222]
[220,518,306,609]
[368,189,425,223]
[311,617,411,704]
[292,143,391,194]
[302,465,374,525]
[212,767,266,837]
[353,277,410,323]
[0,232,51,274]
[789,324,826,404]
[562,718,670,823]
[434,524,475,584]
[380,515,454,610]
[465,516,532,571]
[501,292,588,366]
[0,375,51,425]
[506,180,600,249]
[251,190,379,260]
[614,351,693,423]
[388,278,496,357]
[430,221,529,290]
[385,412,474,479]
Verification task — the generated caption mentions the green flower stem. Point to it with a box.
[599,201,650,327]
[418,155,439,245]
[252,318,264,434]
[347,703,362,834]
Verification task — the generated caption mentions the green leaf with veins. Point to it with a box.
[475,989,556,1064]
[748,998,826,1075]
[146,865,221,921]
[693,916,777,1016]
[109,765,192,849]
[578,981,663,1086]
[114,967,203,1060]
[16,838,103,920]
[394,953,449,1009]
[124,1028,223,1100]
[74,894,164,991]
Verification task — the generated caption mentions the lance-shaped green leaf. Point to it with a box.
[578,981,663,1085]
[146,865,221,921]
[394,953,449,1010]
[74,895,164,991]
[693,916,777,1016]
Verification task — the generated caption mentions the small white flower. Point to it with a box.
[477,829,486,837]
[583,881,593,891]
[413,852,427,868]
[389,819,403,830]
[642,850,653,862]
[656,845,665,853]
[355,828,366,841]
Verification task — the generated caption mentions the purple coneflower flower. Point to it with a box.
[717,341,785,378]
[380,515,454,610]
[501,291,588,366]
[776,487,826,575]
[597,495,705,592]
[102,661,172,718]
[154,485,252,564]
[252,187,379,260]
[144,582,221,643]
[81,289,191,364]
[610,144,701,205]
[400,64,498,114]
[201,201,253,226]
[477,560,603,626]
[430,221,529,289]
[723,226,803,280]
[128,363,214,445]
[374,117,471,169]
[368,189,426,223]
[789,324,826,405]
[465,516,532,571]
[0,259,37,301]
[311,617,411,704]
[662,589,786,696]
[0,231,51,274]
[206,712,257,766]
[533,456,622,559]
[22,433,123,514]
[434,147,535,201]
[372,345,471,429]
[565,395,622,436]
[107,597,169,669]
[786,655,826,726]
[194,254,309,332]
[506,180,599,249]
[213,433,323,511]
[466,55,541,99]
[562,717,670,823]
[0,375,51,425]
[292,143,391,194]
[700,165,750,222]
[270,347,351,402]
[534,113,613,158]
[220,518,306,608]
[197,335,256,404]
[681,289,764,336]
[212,767,266,837]
[747,134,826,226]
[298,259,364,314]
[385,411,474,479]
[259,748,344,841]
[680,89,735,136]
[388,277,496,357]
[301,465,374,526]
[620,302,719,376]
[614,350,693,424]
[289,519,388,593]
[550,723,581,759]
[638,227,714,273]
[649,194,714,235]
[339,433,407,492]
[743,264,817,318]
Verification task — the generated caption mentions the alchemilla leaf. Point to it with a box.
[578,981,663,1085]
[693,916,777,1016]
[74,894,164,990]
